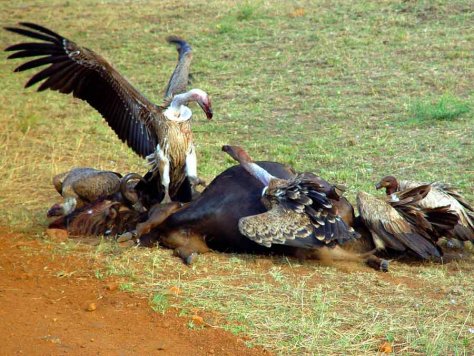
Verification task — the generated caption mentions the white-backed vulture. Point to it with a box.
[5,23,213,203]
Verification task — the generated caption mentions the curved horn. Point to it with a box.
[120,173,146,204]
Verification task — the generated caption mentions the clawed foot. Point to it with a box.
[189,176,207,188]
[379,259,389,272]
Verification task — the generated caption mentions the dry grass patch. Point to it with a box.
[1,0,473,354]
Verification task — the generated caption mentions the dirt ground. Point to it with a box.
[0,229,269,355]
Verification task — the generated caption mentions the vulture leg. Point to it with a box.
[155,144,172,203]
[185,144,206,194]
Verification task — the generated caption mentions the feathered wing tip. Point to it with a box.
[166,35,192,59]
[423,205,459,238]
[4,22,63,46]
[432,182,474,210]
[5,21,158,158]
[164,35,193,98]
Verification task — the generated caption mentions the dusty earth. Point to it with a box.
[0,229,269,355]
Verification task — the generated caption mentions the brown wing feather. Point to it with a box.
[238,205,316,248]
[357,191,441,259]
[71,171,121,202]
[5,22,159,157]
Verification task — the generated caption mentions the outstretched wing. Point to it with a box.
[164,36,193,98]
[238,205,319,248]
[5,22,158,157]
[357,191,441,259]
[239,205,357,248]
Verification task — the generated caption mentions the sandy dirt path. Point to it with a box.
[0,230,269,355]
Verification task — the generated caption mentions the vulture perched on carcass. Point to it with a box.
[221,145,359,249]
[4,22,213,203]
[47,167,122,217]
[356,184,459,259]
[376,176,474,242]
[47,168,146,217]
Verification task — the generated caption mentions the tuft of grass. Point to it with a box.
[150,293,169,314]
[119,282,135,292]
[409,94,470,121]
[236,2,259,21]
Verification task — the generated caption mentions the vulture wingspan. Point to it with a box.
[164,36,193,98]
[357,191,442,259]
[5,22,158,157]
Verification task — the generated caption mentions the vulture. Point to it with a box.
[48,168,122,217]
[4,22,213,203]
[221,145,359,249]
[356,184,459,259]
[47,167,144,217]
[376,176,474,242]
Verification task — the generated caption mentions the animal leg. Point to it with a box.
[365,255,389,272]
[135,202,183,237]
[161,229,210,265]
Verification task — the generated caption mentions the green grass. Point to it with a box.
[1,0,473,354]
[409,94,471,121]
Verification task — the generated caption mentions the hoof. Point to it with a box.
[380,259,389,272]
[118,239,137,248]
[185,252,198,265]
[117,231,136,243]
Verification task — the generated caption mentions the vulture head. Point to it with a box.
[375,175,399,195]
[47,198,77,217]
[190,89,213,120]
[166,89,213,122]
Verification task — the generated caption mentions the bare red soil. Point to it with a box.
[0,229,269,355]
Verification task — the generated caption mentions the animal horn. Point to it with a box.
[120,173,146,205]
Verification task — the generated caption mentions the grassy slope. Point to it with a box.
[0,0,473,354]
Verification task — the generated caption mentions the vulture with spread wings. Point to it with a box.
[221,145,359,249]
[375,176,474,242]
[357,184,459,259]
[5,22,212,203]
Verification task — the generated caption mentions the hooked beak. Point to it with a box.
[198,100,213,119]
[47,204,63,217]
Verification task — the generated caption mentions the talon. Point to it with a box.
[189,176,206,187]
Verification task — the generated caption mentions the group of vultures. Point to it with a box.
[5,23,473,271]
